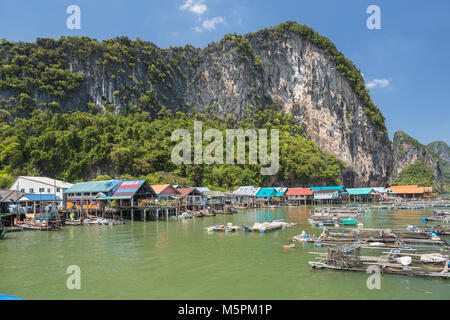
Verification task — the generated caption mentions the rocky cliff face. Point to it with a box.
[0,22,393,186]
[428,141,450,162]
[392,131,442,186]
[427,141,450,192]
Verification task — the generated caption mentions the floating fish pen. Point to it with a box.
[309,245,449,279]
[308,213,363,228]
[405,224,450,236]
[434,210,450,216]
[422,216,450,224]
[314,207,367,214]
[433,202,450,208]
[205,223,241,232]
[292,227,448,249]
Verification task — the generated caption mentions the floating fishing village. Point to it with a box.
[0,2,449,302]
[1,176,449,284]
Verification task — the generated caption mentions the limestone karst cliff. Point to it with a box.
[0,21,393,185]
[392,131,442,188]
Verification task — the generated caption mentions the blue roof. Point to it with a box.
[0,294,23,300]
[22,194,62,201]
[195,187,211,192]
[310,186,345,191]
[64,180,122,194]
[255,188,277,197]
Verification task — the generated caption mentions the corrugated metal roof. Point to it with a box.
[285,188,314,196]
[178,187,204,197]
[151,184,180,195]
[389,185,427,194]
[255,188,277,197]
[310,186,345,191]
[233,186,261,196]
[12,176,73,188]
[20,194,62,201]
[204,190,226,198]
[108,180,147,200]
[346,188,374,195]
[372,187,389,193]
[0,190,24,202]
[313,189,339,194]
[195,187,211,192]
[64,180,122,194]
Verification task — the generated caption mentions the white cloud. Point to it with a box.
[195,16,225,32]
[366,78,390,89]
[180,0,207,15]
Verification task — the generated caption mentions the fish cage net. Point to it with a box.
[326,245,361,268]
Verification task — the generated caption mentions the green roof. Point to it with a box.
[346,188,373,195]
[63,180,122,194]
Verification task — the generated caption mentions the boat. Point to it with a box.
[178,212,194,220]
[65,219,84,226]
[14,218,61,231]
[224,207,238,215]
[82,218,125,225]
[248,220,296,233]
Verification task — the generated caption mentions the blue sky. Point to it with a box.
[0,0,449,145]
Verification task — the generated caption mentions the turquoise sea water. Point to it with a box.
[0,206,449,300]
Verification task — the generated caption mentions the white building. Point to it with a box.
[10,176,73,200]
[313,190,340,200]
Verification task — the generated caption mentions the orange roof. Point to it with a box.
[151,184,180,195]
[389,185,429,194]
[285,188,314,196]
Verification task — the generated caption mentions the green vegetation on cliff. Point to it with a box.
[0,105,345,189]
[392,160,436,188]
[0,22,390,187]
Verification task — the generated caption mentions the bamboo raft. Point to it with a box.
[291,227,448,249]
[405,224,450,236]
[309,245,449,279]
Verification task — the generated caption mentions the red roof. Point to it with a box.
[285,188,313,196]
[177,187,199,197]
